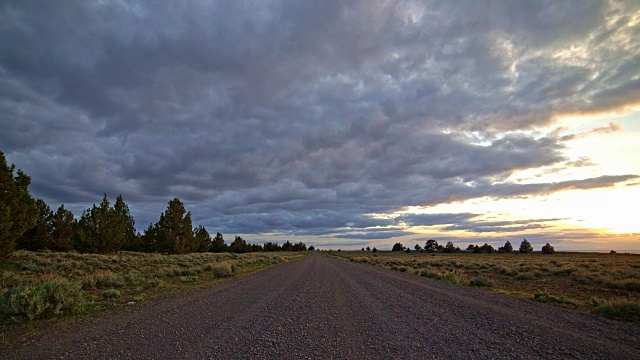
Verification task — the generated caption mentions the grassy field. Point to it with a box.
[0,250,308,339]
[328,250,640,324]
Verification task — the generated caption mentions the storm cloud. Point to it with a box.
[1,1,639,246]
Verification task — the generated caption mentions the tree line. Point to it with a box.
[0,152,307,257]
[390,239,555,254]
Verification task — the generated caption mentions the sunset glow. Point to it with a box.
[1,1,639,252]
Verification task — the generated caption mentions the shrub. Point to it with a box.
[436,270,467,285]
[595,301,640,322]
[418,269,438,278]
[147,278,164,288]
[606,279,640,291]
[83,270,122,289]
[1,279,85,321]
[496,265,518,276]
[552,268,574,276]
[533,292,548,302]
[212,262,234,278]
[101,289,121,299]
[180,276,197,283]
[517,273,536,281]
[470,277,493,287]
[351,257,370,264]
[533,292,573,304]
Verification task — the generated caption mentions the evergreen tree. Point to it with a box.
[281,240,294,251]
[194,225,212,252]
[229,235,248,253]
[141,223,157,253]
[210,232,228,252]
[391,243,404,252]
[519,239,533,253]
[425,239,439,252]
[17,199,52,251]
[443,241,456,253]
[541,243,555,254]
[292,242,307,251]
[49,204,75,251]
[480,243,494,254]
[152,198,197,254]
[263,241,281,252]
[75,194,136,253]
[112,195,137,252]
[0,152,38,257]
[75,195,117,253]
[503,241,513,253]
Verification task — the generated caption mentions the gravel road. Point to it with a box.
[2,252,639,359]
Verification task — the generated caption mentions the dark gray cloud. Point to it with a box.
[1,1,639,243]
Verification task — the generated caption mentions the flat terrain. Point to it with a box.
[330,250,640,323]
[2,252,639,359]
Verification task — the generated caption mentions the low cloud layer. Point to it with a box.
[1,1,639,246]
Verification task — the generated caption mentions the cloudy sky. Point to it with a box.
[2,0,639,251]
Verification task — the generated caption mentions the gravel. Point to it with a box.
[2,252,639,359]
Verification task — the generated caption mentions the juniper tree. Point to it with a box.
[49,204,75,251]
[503,241,513,253]
[17,199,52,251]
[194,225,212,252]
[113,195,137,251]
[541,243,555,254]
[75,194,136,253]
[149,198,197,254]
[391,242,404,252]
[443,241,456,253]
[229,235,248,253]
[0,152,38,257]
[210,232,227,252]
[519,239,533,253]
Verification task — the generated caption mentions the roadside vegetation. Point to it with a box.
[0,250,307,337]
[0,152,310,339]
[328,243,640,325]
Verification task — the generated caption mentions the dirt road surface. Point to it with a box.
[2,252,639,359]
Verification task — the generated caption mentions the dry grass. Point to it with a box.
[328,251,640,324]
[0,250,307,335]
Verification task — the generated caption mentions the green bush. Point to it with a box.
[606,279,640,291]
[418,269,438,278]
[101,289,121,299]
[533,292,573,304]
[517,273,536,281]
[83,270,123,289]
[212,262,233,278]
[180,276,197,283]
[436,270,467,285]
[1,279,85,321]
[595,301,640,322]
[470,277,493,287]
[533,292,549,302]
[552,268,574,276]
[147,278,164,288]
